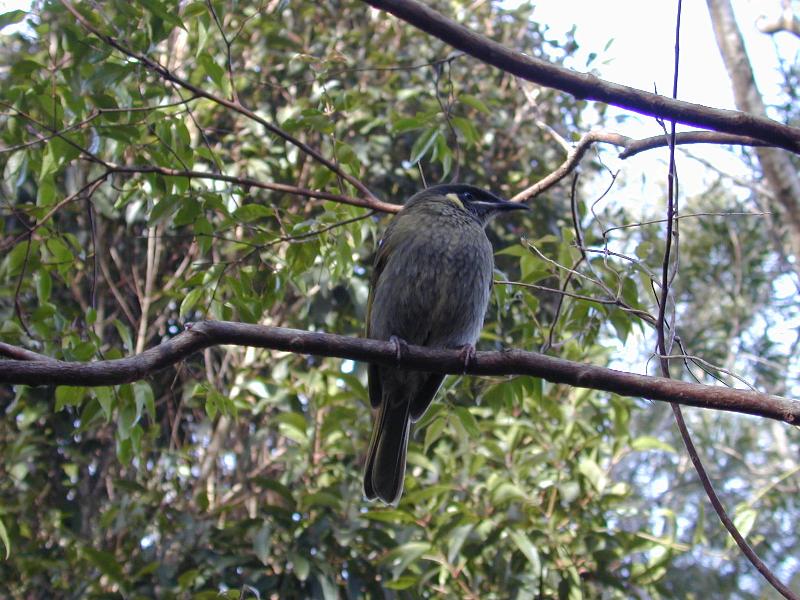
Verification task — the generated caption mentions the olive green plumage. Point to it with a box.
[363,184,528,504]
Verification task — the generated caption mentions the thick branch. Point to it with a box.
[362,0,800,155]
[617,130,770,158]
[1,321,798,425]
[757,9,800,38]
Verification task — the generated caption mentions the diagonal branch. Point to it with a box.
[59,0,381,205]
[102,165,400,213]
[509,129,769,202]
[362,0,800,155]
[1,321,799,425]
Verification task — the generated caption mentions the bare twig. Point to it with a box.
[1,175,109,253]
[658,5,796,598]
[0,342,57,362]
[102,165,400,213]
[510,130,768,203]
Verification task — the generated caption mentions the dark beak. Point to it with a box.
[474,199,530,212]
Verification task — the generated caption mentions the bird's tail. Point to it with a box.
[363,393,411,504]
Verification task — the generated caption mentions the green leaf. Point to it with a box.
[116,435,132,463]
[182,2,208,19]
[509,529,541,573]
[180,287,204,317]
[392,116,426,133]
[35,270,52,303]
[4,242,31,278]
[409,128,438,164]
[0,9,26,29]
[459,94,491,114]
[578,458,607,493]
[276,412,308,444]
[452,116,481,144]
[0,517,10,559]
[134,381,155,421]
[55,386,85,411]
[314,573,338,600]
[631,436,676,453]
[234,204,273,222]
[423,415,447,452]
[447,524,473,564]
[254,524,272,565]
[362,509,417,525]
[94,387,114,422]
[148,196,180,225]
[381,541,431,576]
[117,394,139,441]
[138,0,185,30]
[83,546,126,588]
[454,406,480,438]
[384,576,417,590]
[46,237,74,266]
[113,320,134,354]
[491,481,527,504]
[732,506,757,541]
[289,551,310,581]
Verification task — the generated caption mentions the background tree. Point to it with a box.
[0,1,798,598]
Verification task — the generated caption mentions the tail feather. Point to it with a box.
[363,394,411,504]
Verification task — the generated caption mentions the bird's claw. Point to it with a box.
[389,335,408,366]
[457,343,477,374]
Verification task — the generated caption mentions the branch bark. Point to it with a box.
[362,0,800,155]
[757,8,800,38]
[1,321,799,425]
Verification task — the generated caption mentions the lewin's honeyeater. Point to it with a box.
[364,183,528,504]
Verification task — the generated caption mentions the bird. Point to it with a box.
[363,183,529,504]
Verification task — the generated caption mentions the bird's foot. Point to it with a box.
[389,335,409,366]
[457,343,477,374]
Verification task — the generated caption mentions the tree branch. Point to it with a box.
[103,165,400,213]
[362,0,800,155]
[59,0,382,206]
[757,8,800,38]
[1,321,798,425]
[511,130,769,202]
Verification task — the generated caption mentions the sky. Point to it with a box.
[533,0,793,109]
[528,0,798,198]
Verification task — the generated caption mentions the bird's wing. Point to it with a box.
[366,218,403,409]
[365,217,401,339]
[368,364,382,408]
[409,373,445,422]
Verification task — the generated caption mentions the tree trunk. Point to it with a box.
[707,0,800,273]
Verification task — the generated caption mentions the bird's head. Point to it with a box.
[409,183,529,226]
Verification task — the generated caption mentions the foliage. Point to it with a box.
[0,1,797,598]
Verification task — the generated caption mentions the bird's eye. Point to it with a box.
[461,192,474,202]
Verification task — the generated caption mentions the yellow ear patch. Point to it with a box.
[445,192,464,209]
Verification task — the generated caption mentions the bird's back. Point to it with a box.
[364,190,508,503]
[368,197,493,350]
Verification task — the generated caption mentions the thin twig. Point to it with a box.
[657,5,796,597]
[60,0,382,205]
